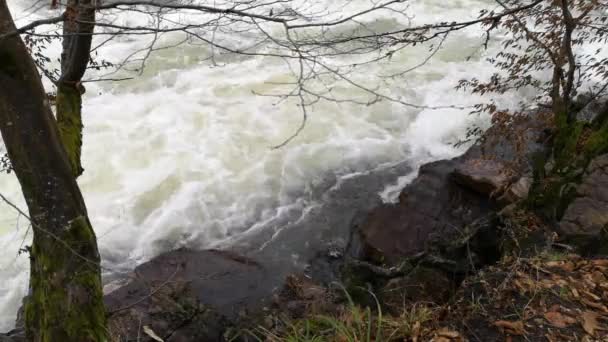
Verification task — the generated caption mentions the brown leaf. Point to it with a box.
[581,298,608,313]
[591,259,608,267]
[571,287,580,298]
[437,328,461,338]
[561,261,575,272]
[434,338,451,342]
[582,290,601,301]
[544,311,577,328]
[591,271,606,284]
[412,321,421,342]
[581,311,599,336]
[494,320,525,335]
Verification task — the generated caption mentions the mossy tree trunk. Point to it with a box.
[57,84,84,177]
[57,0,96,178]
[0,1,107,341]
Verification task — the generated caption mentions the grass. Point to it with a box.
[239,288,435,342]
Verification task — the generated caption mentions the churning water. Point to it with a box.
[0,0,536,330]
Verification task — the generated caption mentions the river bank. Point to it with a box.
[1,101,599,341]
[101,102,607,341]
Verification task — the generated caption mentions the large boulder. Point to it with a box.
[559,154,608,252]
[452,159,514,196]
[358,113,550,265]
[359,158,494,264]
[105,248,269,341]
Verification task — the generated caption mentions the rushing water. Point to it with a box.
[0,0,535,331]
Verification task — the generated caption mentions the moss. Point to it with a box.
[553,120,585,171]
[56,84,84,178]
[583,119,608,158]
[527,172,582,221]
[527,109,608,221]
[25,216,107,342]
[340,263,378,305]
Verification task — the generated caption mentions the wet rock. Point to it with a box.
[498,176,532,204]
[559,154,608,251]
[359,158,494,264]
[358,113,549,265]
[105,248,269,341]
[272,274,335,319]
[452,159,514,196]
[380,266,452,307]
[576,97,608,123]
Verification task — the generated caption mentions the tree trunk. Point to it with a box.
[0,1,107,341]
[57,84,85,177]
[57,0,96,178]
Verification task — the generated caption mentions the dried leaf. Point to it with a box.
[544,311,576,328]
[591,259,608,267]
[581,311,599,336]
[412,321,421,342]
[437,328,461,338]
[581,298,608,313]
[571,287,580,298]
[582,290,601,301]
[435,338,451,342]
[494,320,525,335]
[143,325,164,342]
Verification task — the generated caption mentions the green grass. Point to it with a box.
[240,288,434,342]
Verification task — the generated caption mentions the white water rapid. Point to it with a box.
[0,0,539,331]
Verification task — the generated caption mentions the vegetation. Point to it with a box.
[246,232,608,341]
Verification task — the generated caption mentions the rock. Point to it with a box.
[452,159,514,196]
[380,267,452,307]
[105,248,269,341]
[359,158,494,264]
[272,274,335,319]
[576,98,608,123]
[559,154,608,251]
[0,329,25,342]
[358,113,550,265]
[498,176,532,204]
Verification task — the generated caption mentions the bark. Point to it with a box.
[0,1,107,341]
[57,0,95,178]
[57,84,84,177]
